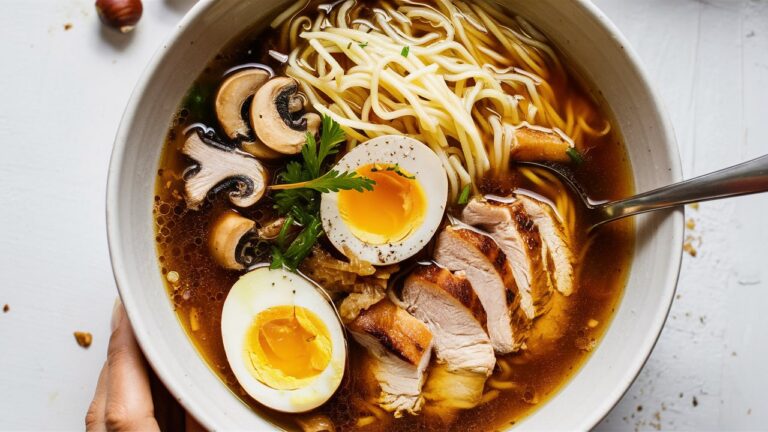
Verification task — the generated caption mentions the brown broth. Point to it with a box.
[153,3,634,430]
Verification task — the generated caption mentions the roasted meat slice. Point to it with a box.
[347,298,433,417]
[517,195,574,295]
[402,264,495,375]
[434,226,529,353]
[403,264,495,409]
[462,198,553,317]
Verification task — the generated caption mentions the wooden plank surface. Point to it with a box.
[0,0,765,430]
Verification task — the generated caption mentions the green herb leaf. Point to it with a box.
[280,216,324,270]
[301,132,320,179]
[278,160,310,184]
[183,84,212,119]
[319,116,345,163]
[270,246,284,270]
[276,215,294,250]
[401,46,410,57]
[566,147,584,165]
[271,170,375,193]
[370,163,416,179]
[358,41,368,48]
[300,115,345,178]
[269,116,375,270]
[458,184,472,205]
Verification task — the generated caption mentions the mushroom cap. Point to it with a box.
[181,132,267,210]
[250,77,321,155]
[241,140,284,160]
[209,210,256,270]
[215,68,270,140]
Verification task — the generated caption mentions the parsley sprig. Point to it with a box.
[269,115,375,270]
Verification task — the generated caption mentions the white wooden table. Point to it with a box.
[1,0,766,430]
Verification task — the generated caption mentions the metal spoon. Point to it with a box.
[518,154,768,231]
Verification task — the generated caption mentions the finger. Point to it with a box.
[104,301,160,432]
[85,362,109,432]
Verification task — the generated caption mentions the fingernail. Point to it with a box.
[111,298,123,331]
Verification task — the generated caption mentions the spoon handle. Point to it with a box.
[595,154,768,224]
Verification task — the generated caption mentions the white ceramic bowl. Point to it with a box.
[106,0,683,430]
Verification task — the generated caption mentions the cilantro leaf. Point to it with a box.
[301,115,345,178]
[278,160,310,184]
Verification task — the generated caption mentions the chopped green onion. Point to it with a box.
[566,147,584,165]
[458,184,472,205]
[401,46,410,57]
[358,41,368,48]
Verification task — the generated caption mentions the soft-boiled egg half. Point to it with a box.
[220,267,346,413]
[320,135,448,265]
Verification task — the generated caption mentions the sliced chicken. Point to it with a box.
[347,298,433,417]
[517,195,574,295]
[402,264,495,409]
[422,363,489,410]
[462,198,553,317]
[434,226,529,353]
[402,264,495,375]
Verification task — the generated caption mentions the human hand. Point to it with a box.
[85,300,161,432]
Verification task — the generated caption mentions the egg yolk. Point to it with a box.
[337,163,427,245]
[243,305,332,390]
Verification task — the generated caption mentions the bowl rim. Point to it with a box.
[555,1,684,430]
[105,0,684,430]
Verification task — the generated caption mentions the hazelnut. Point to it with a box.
[95,0,143,34]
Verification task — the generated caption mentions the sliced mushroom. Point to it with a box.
[181,132,267,210]
[251,77,321,154]
[241,140,284,160]
[214,69,284,160]
[511,125,571,163]
[209,211,256,270]
[215,68,270,140]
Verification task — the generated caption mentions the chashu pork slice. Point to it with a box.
[434,226,530,353]
[402,264,495,375]
[347,298,433,417]
[517,195,575,296]
[462,197,553,318]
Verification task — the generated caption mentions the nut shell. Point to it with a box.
[96,0,143,34]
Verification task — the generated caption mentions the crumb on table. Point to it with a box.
[74,331,93,348]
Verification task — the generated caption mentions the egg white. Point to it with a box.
[320,135,448,265]
[220,267,346,413]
